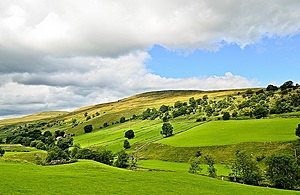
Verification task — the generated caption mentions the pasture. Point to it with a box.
[0,160,298,195]
[158,118,300,147]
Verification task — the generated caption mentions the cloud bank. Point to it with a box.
[0,0,299,117]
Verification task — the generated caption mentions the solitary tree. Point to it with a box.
[161,122,173,137]
[84,124,93,133]
[124,130,135,139]
[123,140,131,149]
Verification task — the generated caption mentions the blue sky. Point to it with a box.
[147,35,300,86]
[0,0,300,118]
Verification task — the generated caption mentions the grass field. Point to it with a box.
[158,118,300,147]
[74,119,201,152]
[0,160,298,195]
[137,159,231,176]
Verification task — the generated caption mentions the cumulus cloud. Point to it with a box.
[0,0,299,117]
[0,52,259,117]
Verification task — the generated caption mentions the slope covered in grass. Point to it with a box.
[158,118,300,147]
[0,160,298,195]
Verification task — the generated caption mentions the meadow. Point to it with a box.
[158,118,300,147]
[1,88,300,194]
[0,160,298,195]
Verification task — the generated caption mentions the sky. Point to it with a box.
[0,0,300,119]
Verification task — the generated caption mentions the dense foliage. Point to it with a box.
[84,124,93,133]
[124,130,135,139]
[266,154,300,189]
[161,122,173,137]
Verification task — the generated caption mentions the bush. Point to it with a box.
[123,140,131,149]
[161,122,173,137]
[84,125,93,133]
[36,141,46,150]
[120,116,126,123]
[114,151,129,168]
[124,130,135,139]
[222,112,230,120]
[46,146,69,163]
[266,154,300,189]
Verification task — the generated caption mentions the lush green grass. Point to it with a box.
[74,119,200,152]
[2,151,47,164]
[0,160,298,194]
[137,159,231,176]
[158,118,300,147]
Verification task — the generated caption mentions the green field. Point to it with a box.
[137,159,231,176]
[74,119,200,152]
[158,118,300,147]
[0,160,298,195]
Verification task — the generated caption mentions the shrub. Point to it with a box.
[161,122,173,137]
[84,125,93,133]
[114,151,129,168]
[124,130,135,139]
[123,140,131,149]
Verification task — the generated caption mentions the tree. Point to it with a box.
[266,154,300,189]
[70,144,81,158]
[142,108,151,120]
[120,116,126,123]
[123,140,130,149]
[43,131,52,137]
[124,130,135,139]
[222,112,230,120]
[84,124,93,133]
[189,158,202,174]
[266,84,278,91]
[54,130,65,138]
[0,146,5,157]
[280,80,294,91]
[114,151,129,168]
[159,105,169,113]
[57,137,73,150]
[230,151,262,185]
[103,122,109,127]
[36,141,46,150]
[174,101,183,108]
[161,122,173,137]
[189,97,197,108]
[46,146,69,163]
[253,106,268,119]
[204,155,217,178]
[296,124,300,138]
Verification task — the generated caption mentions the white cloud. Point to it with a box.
[0,52,259,117]
[0,0,298,117]
[1,0,300,57]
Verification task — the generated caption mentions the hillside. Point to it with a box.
[1,83,300,193]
